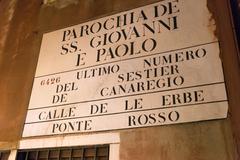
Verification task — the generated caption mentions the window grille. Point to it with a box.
[16,145,109,160]
[0,151,10,160]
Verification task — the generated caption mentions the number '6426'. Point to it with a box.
[40,77,61,86]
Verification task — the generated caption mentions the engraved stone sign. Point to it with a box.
[23,0,228,137]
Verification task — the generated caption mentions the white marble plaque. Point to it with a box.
[23,0,228,137]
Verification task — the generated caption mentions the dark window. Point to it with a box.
[230,0,240,48]
[0,151,10,160]
[16,145,109,160]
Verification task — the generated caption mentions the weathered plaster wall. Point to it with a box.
[0,0,18,149]
[0,0,16,63]
[0,0,42,147]
[120,121,234,160]
[0,0,239,160]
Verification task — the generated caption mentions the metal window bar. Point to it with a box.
[69,148,72,160]
[94,146,97,160]
[17,145,109,160]
[0,151,10,160]
[82,148,84,160]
